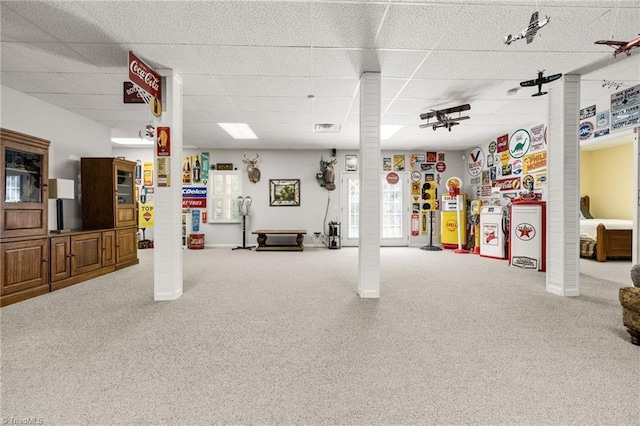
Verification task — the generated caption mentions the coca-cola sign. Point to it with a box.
[128,51,161,100]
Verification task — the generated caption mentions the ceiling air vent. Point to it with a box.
[314,123,342,133]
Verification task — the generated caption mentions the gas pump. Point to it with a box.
[440,177,467,251]
[469,199,482,254]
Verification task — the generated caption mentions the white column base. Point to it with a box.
[154,289,183,301]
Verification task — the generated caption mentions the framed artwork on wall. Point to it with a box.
[269,179,300,206]
[345,155,357,171]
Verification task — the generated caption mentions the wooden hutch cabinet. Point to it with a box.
[1,128,49,238]
[1,130,140,307]
[1,129,51,306]
[81,157,139,269]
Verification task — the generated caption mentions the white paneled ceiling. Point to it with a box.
[1,0,639,151]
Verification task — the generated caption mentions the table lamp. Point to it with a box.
[48,178,75,233]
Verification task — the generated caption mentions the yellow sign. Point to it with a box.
[151,97,162,117]
[523,151,547,174]
[500,151,510,165]
[143,161,154,186]
[157,158,170,187]
[139,204,154,228]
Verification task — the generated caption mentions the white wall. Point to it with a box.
[1,85,112,231]
[112,147,342,246]
[112,147,467,247]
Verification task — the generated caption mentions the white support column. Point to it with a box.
[358,72,381,298]
[153,69,183,301]
[633,127,639,265]
[546,74,580,297]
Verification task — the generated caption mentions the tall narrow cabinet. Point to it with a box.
[1,128,50,305]
[81,158,139,269]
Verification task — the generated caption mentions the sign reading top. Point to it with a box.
[128,51,161,101]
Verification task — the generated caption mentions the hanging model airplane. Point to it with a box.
[594,35,640,57]
[519,70,562,97]
[419,104,471,132]
[504,11,550,45]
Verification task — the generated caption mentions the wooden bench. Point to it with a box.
[251,230,307,251]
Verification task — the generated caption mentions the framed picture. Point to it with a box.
[426,151,437,163]
[345,155,357,171]
[393,155,405,171]
[383,157,392,171]
[269,179,300,206]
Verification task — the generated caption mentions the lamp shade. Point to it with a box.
[48,178,75,200]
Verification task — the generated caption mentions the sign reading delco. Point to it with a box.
[128,51,161,100]
[182,186,207,208]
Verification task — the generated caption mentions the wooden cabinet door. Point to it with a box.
[71,232,102,275]
[116,227,138,267]
[1,129,50,239]
[114,160,137,228]
[102,230,116,268]
[50,235,71,282]
[1,239,49,304]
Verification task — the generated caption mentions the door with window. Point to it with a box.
[340,172,409,246]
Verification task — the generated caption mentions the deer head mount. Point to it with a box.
[316,157,337,191]
[242,152,261,183]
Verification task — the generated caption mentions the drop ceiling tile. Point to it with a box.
[262,77,313,97]
[376,3,462,50]
[0,4,58,42]
[82,1,312,46]
[183,96,238,112]
[3,42,101,73]
[232,96,311,113]
[182,75,226,97]
[216,76,269,97]
[312,77,360,97]
[312,48,379,78]
[2,1,109,43]
[243,111,312,124]
[310,2,386,48]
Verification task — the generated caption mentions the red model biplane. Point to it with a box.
[595,35,640,57]
[419,104,471,132]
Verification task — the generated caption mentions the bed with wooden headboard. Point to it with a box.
[579,195,633,262]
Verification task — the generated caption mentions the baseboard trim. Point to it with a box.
[358,289,380,298]
[154,289,183,301]
[546,285,580,297]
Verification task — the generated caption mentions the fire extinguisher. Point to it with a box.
[202,209,207,223]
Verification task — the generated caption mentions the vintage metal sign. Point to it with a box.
[128,51,161,100]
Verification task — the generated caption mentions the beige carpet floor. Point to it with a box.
[1,247,638,425]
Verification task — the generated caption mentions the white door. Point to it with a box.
[340,172,409,247]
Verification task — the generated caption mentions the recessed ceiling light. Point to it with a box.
[111,138,154,145]
[218,123,258,139]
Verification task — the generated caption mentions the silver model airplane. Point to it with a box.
[504,11,550,45]
[419,104,471,132]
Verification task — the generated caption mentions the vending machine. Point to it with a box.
[440,193,467,249]
[480,205,508,259]
[509,200,546,271]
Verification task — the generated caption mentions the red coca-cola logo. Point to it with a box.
[386,172,399,184]
[128,51,161,100]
